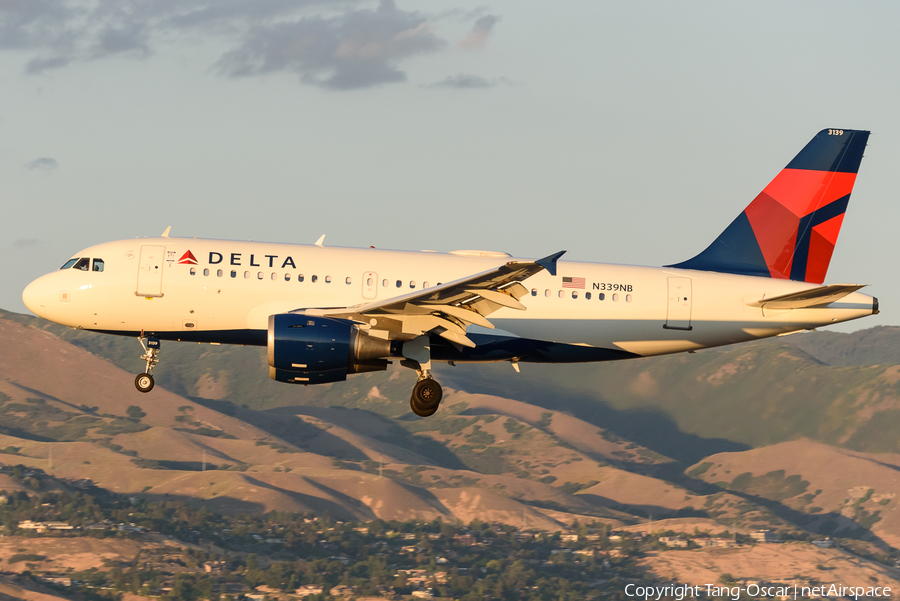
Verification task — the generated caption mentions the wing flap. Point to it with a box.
[306,250,565,341]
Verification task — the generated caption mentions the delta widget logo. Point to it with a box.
[177,250,198,265]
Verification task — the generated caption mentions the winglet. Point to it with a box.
[536,251,566,276]
[161,226,172,238]
[315,234,325,247]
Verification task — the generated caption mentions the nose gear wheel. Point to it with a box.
[135,373,154,393]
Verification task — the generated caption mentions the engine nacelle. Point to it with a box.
[267,314,391,385]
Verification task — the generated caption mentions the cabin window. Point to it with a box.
[244,271,250,279]
[598,293,605,301]
[423,282,430,288]
[585,292,591,300]
[60,258,79,270]
[298,274,305,282]
[257,271,264,280]
[531,288,537,296]
[92,259,105,272]
[311,275,318,283]
[190,267,196,276]
[325,275,332,283]
[382,279,389,287]
[558,290,564,298]
[410,281,416,289]
[203,268,210,276]
[544,289,551,297]
[230,270,237,278]
[396,280,402,288]
[612,293,619,301]
[367,277,374,286]
[572,291,578,299]
[346,277,352,285]
[271,273,277,281]
[73,258,90,271]
[217,269,223,277]
[626,294,633,302]
[284,273,290,281]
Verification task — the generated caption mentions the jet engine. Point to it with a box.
[267,313,391,385]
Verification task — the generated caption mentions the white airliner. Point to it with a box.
[23,129,877,416]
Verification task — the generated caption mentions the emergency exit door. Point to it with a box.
[136,245,165,297]
[664,277,692,330]
[362,271,378,299]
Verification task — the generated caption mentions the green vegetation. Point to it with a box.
[8,553,46,564]
[503,418,528,439]
[728,470,810,502]
[686,462,713,478]
[126,405,146,419]
[0,479,643,601]
[535,413,553,429]
[172,427,236,439]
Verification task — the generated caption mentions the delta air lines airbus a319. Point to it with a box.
[23,129,878,416]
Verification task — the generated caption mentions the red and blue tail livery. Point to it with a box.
[669,128,869,283]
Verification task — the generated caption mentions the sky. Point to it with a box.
[2,1,898,332]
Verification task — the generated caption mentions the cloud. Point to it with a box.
[431,73,507,89]
[26,157,59,171]
[0,0,470,89]
[12,238,39,250]
[217,1,445,89]
[459,14,499,50]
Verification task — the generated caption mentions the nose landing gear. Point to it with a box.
[135,336,160,393]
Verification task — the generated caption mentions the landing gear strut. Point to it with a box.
[135,336,160,393]
[402,335,443,417]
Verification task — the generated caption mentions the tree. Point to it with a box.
[126,406,146,419]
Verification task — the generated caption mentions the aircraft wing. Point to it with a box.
[304,251,566,347]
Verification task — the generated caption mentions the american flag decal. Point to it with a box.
[562,276,585,289]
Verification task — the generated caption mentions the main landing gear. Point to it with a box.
[402,336,443,417]
[410,374,443,417]
[135,335,160,393]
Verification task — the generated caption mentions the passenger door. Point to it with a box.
[664,277,692,330]
[136,245,165,297]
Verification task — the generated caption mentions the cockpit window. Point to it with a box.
[92,259,105,272]
[73,258,90,271]
[60,258,79,270]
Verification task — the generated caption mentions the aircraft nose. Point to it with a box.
[22,275,54,318]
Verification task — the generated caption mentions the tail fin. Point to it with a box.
[668,128,870,283]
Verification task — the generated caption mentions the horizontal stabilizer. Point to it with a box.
[747,284,866,309]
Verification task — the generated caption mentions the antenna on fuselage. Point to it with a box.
[314,234,325,247]
[161,226,172,238]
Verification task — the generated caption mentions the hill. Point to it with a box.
[8,308,900,460]
[687,439,900,549]
[4,308,900,566]
[439,338,900,460]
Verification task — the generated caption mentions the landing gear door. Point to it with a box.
[136,245,165,297]
[362,271,378,300]
[664,277,692,331]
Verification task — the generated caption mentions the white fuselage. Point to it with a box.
[23,237,877,360]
